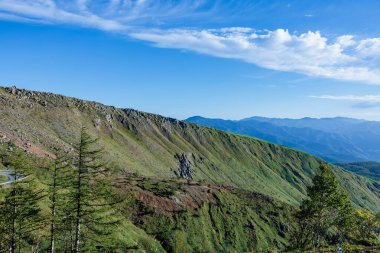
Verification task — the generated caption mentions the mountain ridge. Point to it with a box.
[186,115,380,163]
[1,86,380,212]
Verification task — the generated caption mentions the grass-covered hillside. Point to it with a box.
[0,138,295,252]
[338,161,380,180]
[121,176,296,252]
[0,86,380,211]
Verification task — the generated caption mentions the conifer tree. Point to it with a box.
[72,126,120,253]
[353,209,380,244]
[0,146,45,253]
[47,149,72,253]
[294,163,354,249]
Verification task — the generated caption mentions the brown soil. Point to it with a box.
[120,178,218,215]
[0,130,54,159]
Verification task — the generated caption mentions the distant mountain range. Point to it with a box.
[186,116,380,163]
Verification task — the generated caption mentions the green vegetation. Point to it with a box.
[293,164,355,249]
[354,209,380,245]
[0,140,295,252]
[0,87,380,252]
[0,133,165,252]
[0,175,6,183]
[122,176,295,252]
[70,127,122,252]
[293,164,380,251]
[339,161,380,180]
[0,148,377,252]
[137,180,176,197]
[0,87,379,211]
[47,148,70,253]
[0,142,45,253]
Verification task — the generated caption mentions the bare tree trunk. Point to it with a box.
[63,227,70,253]
[10,188,17,253]
[74,133,84,253]
[32,235,41,253]
[70,221,74,253]
[73,166,83,253]
[315,217,322,250]
[11,222,16,253]
[74,220,81,253]
[50,166,58,253]
[50,204,56,253]
[18,223,21,253]
[63,232,67,253]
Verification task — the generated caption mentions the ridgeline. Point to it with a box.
[1,86,380,251]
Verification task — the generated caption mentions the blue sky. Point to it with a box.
[1,1,380,120]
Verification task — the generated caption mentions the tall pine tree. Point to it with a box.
[294,163,354,249]
[47,148,72,253]
[0,144,45,253]
[72,126,120,253]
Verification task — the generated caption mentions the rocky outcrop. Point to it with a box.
[174,153,195,179]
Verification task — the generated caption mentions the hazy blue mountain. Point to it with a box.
[186,116,380,163]
[242,117,367,134]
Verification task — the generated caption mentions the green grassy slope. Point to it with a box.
[338,161,380,180]
[0,141,294,252]
[122,177,295,252]
[0,141,167,253]
[0,86,379,211]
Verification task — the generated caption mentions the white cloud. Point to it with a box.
[310,95,380,107]
[2,0,380,84]
[0,0,126,31]
[131,28,380,84]
[0,0,212,30]
[310,95,380,102]
[356,38,380,59]
[336,35,355,47]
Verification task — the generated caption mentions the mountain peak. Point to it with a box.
[185,116,206,121]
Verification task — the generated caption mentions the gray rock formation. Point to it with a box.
[174,153,195,179]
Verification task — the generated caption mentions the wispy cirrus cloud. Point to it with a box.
[310,95,380,107]
[2,0,380,84]
[0,0,126,30]
[0,0,215,30]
